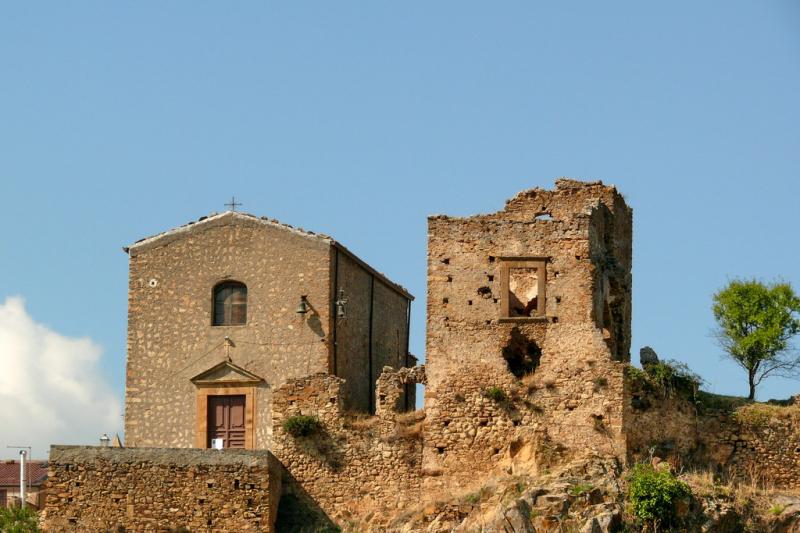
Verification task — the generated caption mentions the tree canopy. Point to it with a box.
[712,279,800,400]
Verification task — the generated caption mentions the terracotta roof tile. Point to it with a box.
[0,461,48,486]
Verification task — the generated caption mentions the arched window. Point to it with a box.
[213,281,247,326]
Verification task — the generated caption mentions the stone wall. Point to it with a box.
[423,179,632,496]
[124,211,412,449]
[42,446,281,532]
[271,371,425,526]
[125,213,333,449]
[628,377,800,489]
[334,248,412,413]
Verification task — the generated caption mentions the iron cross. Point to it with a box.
[225,196,242,212]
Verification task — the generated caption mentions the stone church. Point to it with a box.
[122,210,414,450]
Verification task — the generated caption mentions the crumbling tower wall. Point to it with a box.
[423,179,632,494]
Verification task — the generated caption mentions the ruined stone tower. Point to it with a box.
[423,179,632,491]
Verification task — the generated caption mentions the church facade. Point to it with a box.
[123,211,414,450]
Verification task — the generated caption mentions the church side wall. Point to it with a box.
[334,249,411,413]
[42,446,280,532]
[371,278,412,409]
[334,251,373,412]
[125,216,332,449]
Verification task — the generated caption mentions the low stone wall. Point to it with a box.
[700,405,800,487]
[628,379,800,489]
[42,446,281,532]
[271,371,425,526]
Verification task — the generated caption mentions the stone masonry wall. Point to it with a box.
[125,213,333,449]
[271,371,425,526]
[334,249,412,413]
[628,379,800,489]
[423,179,632,497]
[42,446,281,532]
[125,211,412,449]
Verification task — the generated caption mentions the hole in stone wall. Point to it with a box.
[442,297,449,304]
[247,498,253,507]
[534,212,553,221]
[488,275,494,282]
[488,256,496,263]
[508,267,539,317]
[441,258,450,264]
[502,327,542,378]
[437,447,446,454]
[234,479,240,489]
[468,300,473,305]
[447,275,453,282]
[477,286,492,298]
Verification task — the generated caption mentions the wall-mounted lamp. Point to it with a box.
[296,295,310,315]
[335,289,348,319]
[100,433,110,447]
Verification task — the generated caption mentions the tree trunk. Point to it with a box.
[748,370,756,400]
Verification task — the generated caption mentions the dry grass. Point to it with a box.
[396,409,426,424]
[343,414,379,432]
[733,402,800,428]
[680,465,800,528]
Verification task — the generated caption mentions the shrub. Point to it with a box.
[483,386,507,403]
[0,505,40,533]
[627,463,691,528]
[769,503,787,516]
[569,482,593,497]
[283,415,321,437]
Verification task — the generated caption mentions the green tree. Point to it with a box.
[712,279,800,400]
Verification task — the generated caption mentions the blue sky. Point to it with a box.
[1,2,799,458]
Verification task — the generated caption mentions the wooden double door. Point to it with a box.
[207,395,246,449]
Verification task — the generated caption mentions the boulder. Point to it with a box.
[640,346,659,366]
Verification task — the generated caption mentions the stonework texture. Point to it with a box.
[42,446,281,532]
[271,371,425,526]
[422,179,633,496]
[124,211,411,450]
[47,178,800,531]
[629,381,800,488]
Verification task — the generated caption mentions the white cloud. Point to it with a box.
[0,296,121,459]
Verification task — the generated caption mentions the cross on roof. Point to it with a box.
[225,196,242,212]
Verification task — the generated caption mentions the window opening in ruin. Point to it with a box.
[502,327,542,378]
[499,258,547,319]
[534,212,553,221]
[510,267,538,316]
[414,383,425,410]
[213,281,247,326]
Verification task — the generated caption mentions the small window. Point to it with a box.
[499,258,546,318]
[213,281,247,326]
